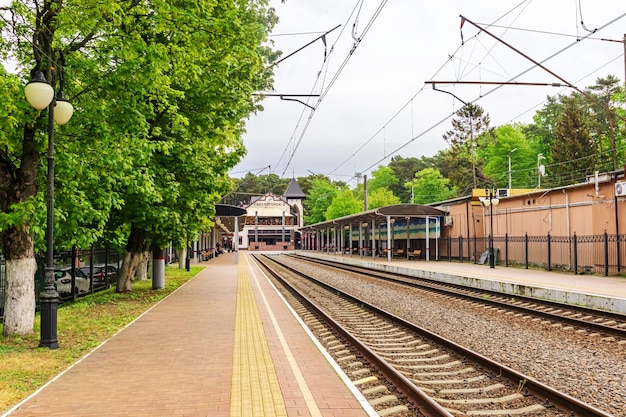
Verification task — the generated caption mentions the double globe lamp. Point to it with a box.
[24,69,74,349]
[481,190,499,269]
[25,70,73,123]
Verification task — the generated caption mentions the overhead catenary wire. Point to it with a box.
[327,1,533,180]
[270,0,365,175]
[279,0,389,177]
[333,9,626,185]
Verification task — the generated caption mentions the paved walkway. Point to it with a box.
[3,253,372,417]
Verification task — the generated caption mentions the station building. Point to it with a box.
[241,178,306,251]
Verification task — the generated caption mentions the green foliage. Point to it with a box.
[325,189,363,220]
[440,103,491,193]
[523,95,562,160]
[388,156,434,202]
[550,96,594,186]
[226,173,291,206]
[479,124,539,189]
[367,166,399,192]
[57,0,280,251]
[407,168,457,204]
[368,188,400,209]
[304,178,340,224]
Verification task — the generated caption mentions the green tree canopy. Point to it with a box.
[388,155,435,202]
[479,124,539,189]
[441,103,490,191]
[325,189,363,220]
[304,178,340,224]
[368,188,400,209]
[406,167,457,204]
[367,166,399,192]
[550,96,594,186]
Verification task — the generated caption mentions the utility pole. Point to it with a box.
[363,174,368,211]
[508,148,517,189]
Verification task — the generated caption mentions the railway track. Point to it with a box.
[254,254,614,417]
[289,254,626,342]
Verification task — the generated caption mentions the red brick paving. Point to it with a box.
[5,253,370,417]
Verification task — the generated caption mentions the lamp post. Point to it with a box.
[508,148,517,189]
[481,189,499,268]
[537,153,546,188]
[25,68,74,349]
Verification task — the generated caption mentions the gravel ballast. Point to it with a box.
[277,256,626,417]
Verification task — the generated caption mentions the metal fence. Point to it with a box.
[440,232,626,276]
[1,248,122,322]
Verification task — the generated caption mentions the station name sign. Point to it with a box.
[255,201,288,207]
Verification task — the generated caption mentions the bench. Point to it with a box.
[407,249,421,260]
[393,249,404,258]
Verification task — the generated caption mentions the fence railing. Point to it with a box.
[440,232,625,276]
[0,248,122,322]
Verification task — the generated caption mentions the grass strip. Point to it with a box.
[0,265,203,412]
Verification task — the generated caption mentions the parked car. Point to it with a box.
[54,269,90,295]
[94,264,118,283]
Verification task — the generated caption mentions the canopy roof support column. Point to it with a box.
[386,216,392,262]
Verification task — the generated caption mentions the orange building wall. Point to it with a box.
[443,180,622,240]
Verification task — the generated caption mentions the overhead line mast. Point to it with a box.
[429,15,626,125]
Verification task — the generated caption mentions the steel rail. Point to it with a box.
[292,254,626,339]
[253,254,454,417]
[270,254,615,417]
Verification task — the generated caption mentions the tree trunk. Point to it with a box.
[116,224,148,292]
[3,258,37,336]
[178,247,186,269]
[1,124,41,336]
[136,251,150,281]
[147,252,153,279]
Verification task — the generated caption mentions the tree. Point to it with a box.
[523,95,563,161]
[0,0,117,336]
[388,155,435,202]
[442,103,490,189]
[325,189,363,220]
[367,166,399,192]
[304,178,340,224]
[0,0,278,335]
[368,188,400,209]
[479,124,539,189]
[228,173,290,206]
[437,145,479,195]
[101,0,278,292]
[406,168,457,204]
[550,96,594,186]
[586,75,625,171]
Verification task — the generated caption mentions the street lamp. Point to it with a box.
[537,153,546,188]
[481,189,499,268]
[25,68,74,349]
[508,148,517,189]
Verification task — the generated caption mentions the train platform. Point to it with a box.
[3,252,376,417]
[297,250,626,315]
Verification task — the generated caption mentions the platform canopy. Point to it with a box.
[299,204,446,232]
[214,204,247,234]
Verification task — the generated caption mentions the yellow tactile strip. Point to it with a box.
[231,256,288,417]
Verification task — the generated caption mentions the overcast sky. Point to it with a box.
[232,0,626,185]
